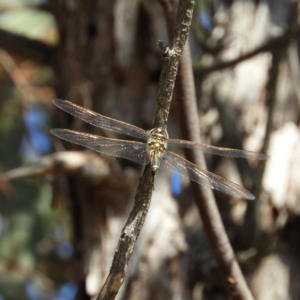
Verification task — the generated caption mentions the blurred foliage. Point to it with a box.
[0,1,74,299]
[0,0,58,45]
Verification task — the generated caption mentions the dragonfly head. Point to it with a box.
[148,127,169,139]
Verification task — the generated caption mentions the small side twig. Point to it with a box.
[96,1,195,299]
[3,151,109,180]
[196,26,300,77]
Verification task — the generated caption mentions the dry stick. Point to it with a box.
[3,152,109,180]
[176,44,254,300]
[96,1,195,299]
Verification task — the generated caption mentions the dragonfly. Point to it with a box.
[51,99,268,200]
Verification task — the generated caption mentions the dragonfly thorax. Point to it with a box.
[147,127,168,172]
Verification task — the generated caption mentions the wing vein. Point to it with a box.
[168,139,268,160]
[161,151,255,199]
[53,99,150,140]
[51,129,150,165]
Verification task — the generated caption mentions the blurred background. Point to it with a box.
[0,0,299,299]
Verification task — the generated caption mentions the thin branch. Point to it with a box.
[177,42,254,300]
[196,26,300,77]
[96,1,195,299]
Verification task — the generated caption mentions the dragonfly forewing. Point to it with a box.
[51,129,150,165]
[53,99,150,141]
[160,150,255,200]
[168,139,269,160]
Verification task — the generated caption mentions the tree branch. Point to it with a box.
[159,2,255,297]
[96,1,195,299]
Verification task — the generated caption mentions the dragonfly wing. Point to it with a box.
[51,129,150,165]
[160,151,255,200]
[168,139,268,160]
[53,99,150,141]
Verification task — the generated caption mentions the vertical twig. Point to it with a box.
[96,1,195,299]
